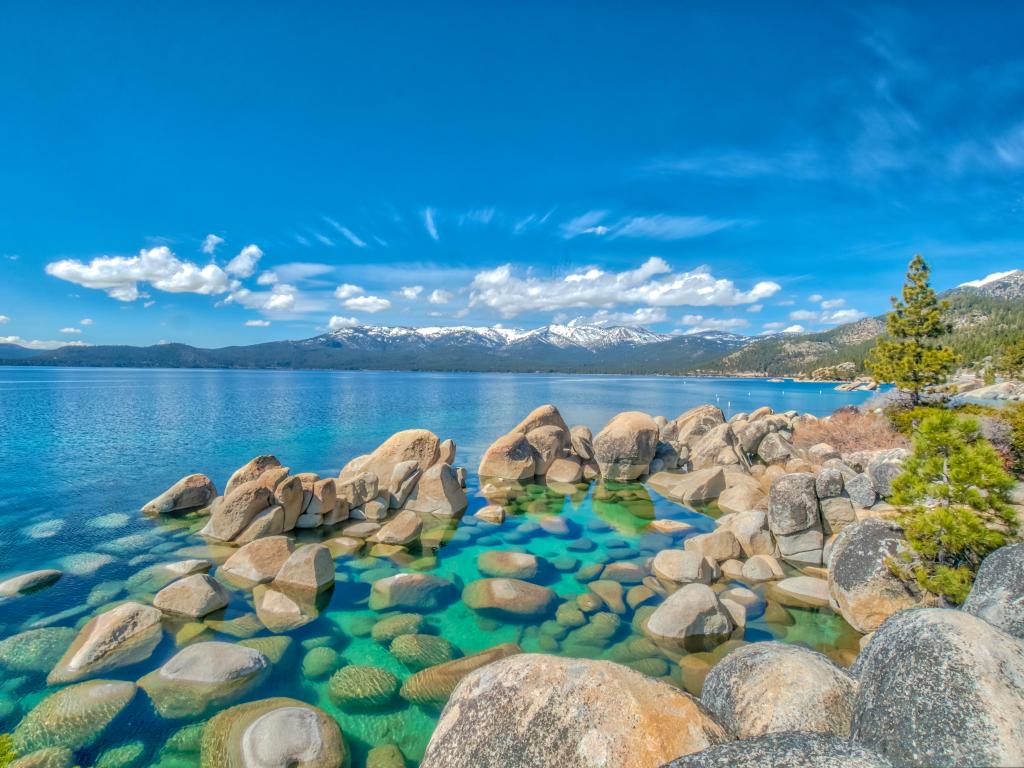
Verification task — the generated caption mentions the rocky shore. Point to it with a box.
[1,402,1022,767]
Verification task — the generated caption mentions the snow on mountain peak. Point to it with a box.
[958,269,1023,288]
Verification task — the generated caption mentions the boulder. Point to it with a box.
[545,455,583,484]
[852,608,1024,767]
[737,419,772,453]
[525,425,569,474]
[303,478,337,518]
[651,468,726,504]
[729,511,775,557]
[154,574,230,618]
[462,578,556,619]
[337,471,379,508]
[963,542,1024,638]
[48,602,163,684]
[757,433,793,465]
[593,411,659,480]
[652,550,714,586]
[142,473,217,515]
[400,643,522,707]
[815,468,844,499]
[269,474,304,531]
[690,424,744,470]
[404,463,468,517]
[353,430,442,489]
[828,519,928,634]
[273,544,334,593]
[419,654,729,768]
[475,504,505,524]
[702,642,856,738]
[767,474,819,535]
[253,586,317,632]
[664,405,725,448]
[0,569,62,597]
[225,455,281,497]
[12,680,136,753]
[373,509,423,546]
[865,449,908,497]
[569,425,594,461]
[390,634,456,671]
[845,473,877,508]
[511,404,571,436]
[138,641,269,718]
[644,583,734,649]
[479,433,537,480]
[772,576,830,607]
[439,438,457,465]
[717,484,764,515]
[684,530,741,563]
[201,697,346,768]
[819,496,856,534]
[221,536,294,585]
[662,732,892,768]
[202,481,274,542]
[477,551,539,579]
[741,554,785,582]
[388,460,422,508]
[10,748,75,768]
[369,573,456,611]
[234,504,285,544]
[0,627,77,673]
[328,665,399,710]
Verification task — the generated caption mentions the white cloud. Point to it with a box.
[343,295,391,313]
[680,314,749,333]
[335,283,364,299]
[313,232,334,246]
[783,324,806,333]
[79,318,93,326]
[201,234,225,255]
[808,293,824,302]
[328,315,361,330]
[459,208,496,226]
[611,215,735,240]
[422,208,439,241]
[324,218,368,248]
[762,321,785,331]
[790,307,867,324]
[228,283,298,312]
[399,286,424,299]
[588,307,668,326]
[45,246,237,301]
[0,335,88,350]
[275,263,334,282]
[225,244,263,278]
[245,319,271,327]
[820,298,846,309]
[295,233,311,247]
[469,257,781,318]
[59,327,81,334]
[560,210,609,238]
[257,271,279,285]
[143,300,156,308]
[789,309,820,321]
[0,315,8,324]
[747,304,763,313]
[428,289,452,305]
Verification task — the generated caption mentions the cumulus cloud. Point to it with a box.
[244,319,271,327]
[428,289,453,305]
[820,298,846,309]
[225,244,263,278]
[747,304,763,313]
[328,315,361,330]
[588,307,668,326]
[789,309,819,321]
[201,234,225,255]
[808,293,824,302]
[79,318,93,325]
[680,314,749,333]
[422,208,439,241]
[398,286,424,299]
[783,324,806,333]
[1,335,88,350]
[335,283,364,299]
[0,315,8,324]
[790,306,867,324]
[45,246,237,301]
[228,283,298,312]
[257,271,278,285]
[343,295,392,313]
[469,257,781,318]
[59,327,81,334]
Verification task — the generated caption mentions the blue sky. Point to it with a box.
[1,1,1022,348]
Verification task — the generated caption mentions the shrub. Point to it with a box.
[0,734,14,768]
[891,411,1017,604]
[792,409,908,454]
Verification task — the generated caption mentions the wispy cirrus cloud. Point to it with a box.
[324,217,368,247]
[560,211,737,240]
[680,314,749,333]
[422,208,439,241]
[244,319,271,327]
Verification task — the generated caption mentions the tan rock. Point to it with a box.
[403,463,468,517]
[352,429,441,488]
[741,554,786,582]
[233,504,285,544]
[253,586,317,632]
[153,574,230,618]
[593,411,659,480]
[511,404,570,436]
[221,536,293,585]
[545,455,583,484]
[225,455,281,497]
[684,529,741,563]
[525,425,569,474]
[201,481,274,542]
[273,544,334,593]
[372,509,423,546]
[478,433,537,480]
[399,642,522,706]
[652,550,714,586]
[142,473,217,515]
[48,602,162,684]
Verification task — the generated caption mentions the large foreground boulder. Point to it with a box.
[701,642,856,739]
[201,697,346,768]
[48,602,163,684]
[828,519,929,634]
[351,429,442,486]
[963,542,1024,638]
[662,732,892,768]
[142,473,217,514]
[403,463,468,517]
[420,654,729,768]
[202,481,274,542]
[478,433,536,480]
[593,411,659,480]
[851,608,1024,767]
[662,405,725,448]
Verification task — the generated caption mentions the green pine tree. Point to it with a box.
[866,254,957,404]
[891,411,1017,603]
[999,336,1024,379]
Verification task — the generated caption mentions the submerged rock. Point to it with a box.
[273,544,334,593]
[9,747,75,768]
[0,627,76,673]
[13,680,136,753]
[328,665,399,710]
[962,542,1024,638]
[390,634,456,671]
[644,583,734,650]
[477,551,539,579]
[221,536,294,585]
[153,574,230,618]
[371,613,424,643]
[663,732,892,768]
[462,578,556,619]
[369,573,456,612]
[399,643,522,707]
[48,602,163,684]
[851,607,1024,767]
[200,697,346,768]
[138,641,269,718]
[419,654,728,768]
[142,474,217,515]
[253,586,318,632]
[701,642,856,739]
[0,569,62,597]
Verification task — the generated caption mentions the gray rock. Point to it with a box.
[964,542,1024,638]
[702,642,856,739]
[851,608,1024,767]
[819,496,857,534]
[569,425,594,461]
[846,473,877,508]
[644,583,734,650]
[814,468,844,499]
[866,449,908,497]
[767,473,819,536]
[663,404,726,448]
[662,732,892,768]
[420,654,729,768]
[757,433,793,465]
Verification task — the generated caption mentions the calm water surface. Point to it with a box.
[0,368,874,765]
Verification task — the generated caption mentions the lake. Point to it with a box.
[0,368,875,766]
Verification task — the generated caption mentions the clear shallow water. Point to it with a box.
[0,368,873,765]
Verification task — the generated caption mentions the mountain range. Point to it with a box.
[5,269,1023,376]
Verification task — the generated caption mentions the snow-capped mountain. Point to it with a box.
[954,269,1024,300]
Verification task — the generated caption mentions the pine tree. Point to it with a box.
[999,336,1024,379]
[866,254,957,404]
[891,411,1017,603]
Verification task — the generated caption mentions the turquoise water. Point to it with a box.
[0,368,873,765]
